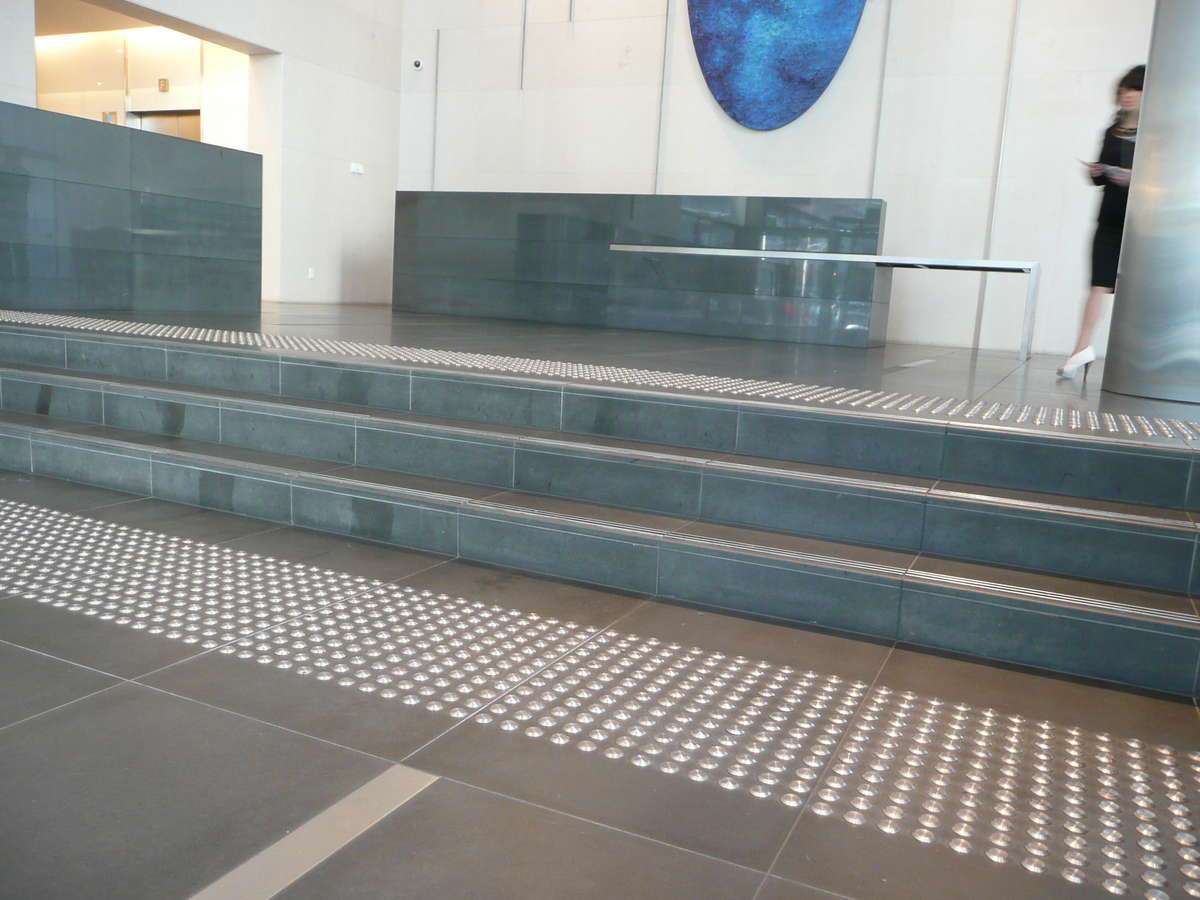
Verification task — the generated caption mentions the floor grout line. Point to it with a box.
[0,635,131,681]
[398,599,651,765]
[749,644,897,900]
[438,773,771,881]
[0,682,126,736]
[134,680,399,766]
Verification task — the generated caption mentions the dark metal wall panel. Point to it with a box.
[393,191,888,347]
[0,101,261,314]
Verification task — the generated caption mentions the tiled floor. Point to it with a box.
[2,471,1199,899]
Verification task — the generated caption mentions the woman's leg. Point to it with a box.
[1073,285,1110,354]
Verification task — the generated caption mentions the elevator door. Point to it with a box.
[130,111,201,141]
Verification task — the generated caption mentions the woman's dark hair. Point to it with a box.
[1118,65,1145,93]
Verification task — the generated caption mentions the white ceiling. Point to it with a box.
[36,0,148,36]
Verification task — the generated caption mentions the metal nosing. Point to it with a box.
[906,570,1200,627]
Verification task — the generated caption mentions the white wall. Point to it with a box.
[201,40,249,150]
[23,0,405,306]
[399,0,1156,355]
[36,30,130,123]
[119,0,405,305]
[36,26,206,124]
[0,0,37,105]
[7,0,403,305]
[125,25,201,111]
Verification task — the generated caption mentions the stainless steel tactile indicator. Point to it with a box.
[215,586,601,711]
[3,309,1198,442]
[812,686,1200,898]
[3,496,1200,896]
[0,499,375,645]
[472,631,867,804]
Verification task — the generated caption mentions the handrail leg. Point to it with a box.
[1018,263,1039,360]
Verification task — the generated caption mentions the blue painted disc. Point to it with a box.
[688,0,868,131]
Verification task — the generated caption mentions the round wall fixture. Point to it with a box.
[688,0,868,130]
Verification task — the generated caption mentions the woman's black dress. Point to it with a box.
[1090,123,1137,289]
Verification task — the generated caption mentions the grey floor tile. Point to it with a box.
[0,682,387,900]
[278,778,764,900]
[769,648,1200,900]
[84,497,280,542]
[0,471,142,512]
[0,641,118,728]
[410,725,802,871]
[616,601,894,684]
[218,525,450,581]
[0,590,211,678]
[755,876,854,900]
[870,646,1200,746]
[407,601,891,870]
[141,649,463,762]
[140,561,637,760]
[401,558,644,628]
[772,816,1073,900]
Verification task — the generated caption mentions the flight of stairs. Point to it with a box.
[1,319,1197,695]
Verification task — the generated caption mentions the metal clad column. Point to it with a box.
[1103,0,1200,402]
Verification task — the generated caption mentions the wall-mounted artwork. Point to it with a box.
[688,0,868,131]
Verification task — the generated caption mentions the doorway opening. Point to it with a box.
[34,0,250,150]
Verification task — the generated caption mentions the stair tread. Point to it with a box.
[931,480,1195,527]
[910,554,1197,621]
[4,409,1193,628]
[673,520,916,574]
[2,362,1191,526]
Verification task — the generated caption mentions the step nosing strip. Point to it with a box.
[906,571,1200,626]
[928,489,1196,530]
[663,532,909,577]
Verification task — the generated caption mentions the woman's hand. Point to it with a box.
[1087,163,1105,178]
[1107,167,1132,186]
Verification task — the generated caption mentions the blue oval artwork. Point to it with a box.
[688,0,868,131]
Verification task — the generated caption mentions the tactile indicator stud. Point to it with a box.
[3,495,1199,897]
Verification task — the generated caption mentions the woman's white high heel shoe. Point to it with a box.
[1057,345,1096,381]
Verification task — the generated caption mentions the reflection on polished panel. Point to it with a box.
[0,100,261,315]
[393,192,890,348]
[3,496,1198,897]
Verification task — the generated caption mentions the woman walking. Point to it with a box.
[1058,64,1145,380]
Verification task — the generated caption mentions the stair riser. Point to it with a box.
[1,324,1195,510]
[1,422,1196,696]
[2,368,1195,595]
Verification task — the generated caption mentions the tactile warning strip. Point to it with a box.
[2,496,1199,897]
[2,309,1196,442]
